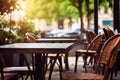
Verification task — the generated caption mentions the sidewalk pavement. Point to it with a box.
[45,57,120,80]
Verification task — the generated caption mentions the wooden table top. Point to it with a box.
[0,43,74,80]
[0,43,73,53]
[35,38,77,43]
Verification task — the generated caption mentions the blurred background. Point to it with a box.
[0,0,113,44]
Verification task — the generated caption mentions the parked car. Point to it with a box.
[57,27,81,38]
[47,27,81,38]
[47,29,65,37]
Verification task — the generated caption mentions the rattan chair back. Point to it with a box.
[96,34,120,79]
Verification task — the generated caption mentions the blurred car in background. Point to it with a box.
[47,29,65,37]
[47,27,81,38]
[57,27,80,38]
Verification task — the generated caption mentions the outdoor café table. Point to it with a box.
[0,43,73,80]
[35,38,77,43]
[36,38,77,70]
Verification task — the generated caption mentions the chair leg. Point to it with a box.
[109,60,118,80]
[23,54,33,80]
[115,63,118,77]
[44,58,49,75]
[93,55,97,70]
[106,68,114,80]
[83,54,88,73]
[114,56,120,77]
[74,53,79,72]
[110,68,114,80]
[48,57,57,80]
[58,57,63,80]
[88,56,94,65]
[25,75,29,80]
[64,53,69,70]
[110,64,117,80]
[19,74,24,80]
[9,75,19,80]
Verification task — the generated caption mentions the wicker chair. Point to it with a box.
[85,31,91,44]
[86,30,96,44]
[107,28,115,37]
[0,52,33,80]
[25,32,63,80]
[103,28,115,40]
[62,34,120,80]
[74,34,103,72]
[89,31,97,40]
[85,30,97,65]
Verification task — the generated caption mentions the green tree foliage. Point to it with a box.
[70,0,84,33]
[17,20,34,36]
[0,18,9,28]
[25,0,113,33]
[25,0,81,30]
[0,0,38,43]
[25,0,50,19]
[84,0,94,29]
[0,0,19,15]
[0,0,22,43]
[15,20,34,42]
[99,0,113,13]
[0,18,15,44]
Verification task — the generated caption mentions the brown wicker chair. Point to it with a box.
[85,31,91,44]
[74,34,103,72]
[62,34,120,80]
[107,28,115,37]
[86,30,96,44]
[103,28,115,40]
[85,30,97,65]
[25,32,63,80]
[89,31,97,40]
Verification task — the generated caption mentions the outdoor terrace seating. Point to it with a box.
[25,32,64,80]
[74,34,103,72]
[62,34,120,80]
[0,51,33,80]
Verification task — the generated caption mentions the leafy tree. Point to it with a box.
[0,18,15,44]
[0,0,19,15]
[99,0,113,13]
[25,0,92,34]
[0,0,22,44]
[25,0,67,28]
[85,0,94,29]
[67,0,112,31]
[25,0,81,31]
[56,0,94,32]
[68,0,84,34]
[17,20,34,37]
[25,0,113,34]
